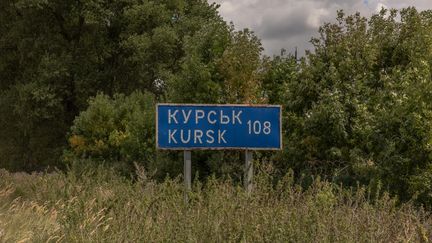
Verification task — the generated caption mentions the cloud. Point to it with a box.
[260,9,316,40]
[211,0,431,56]
[376,2,388,11]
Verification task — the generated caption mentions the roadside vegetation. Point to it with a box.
[1,163,431,242]
[1,0,432,241]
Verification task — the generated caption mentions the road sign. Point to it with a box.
[156,104,282,150]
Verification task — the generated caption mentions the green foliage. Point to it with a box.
[218,28,264,103]
[0,166,431,242]
[67,92,157,173]
[261,54,299,105]
[268,8,432,206]
[2,0,432,209]
[0,0,228,170]
[0,81,66,171]
[167,26,264,104]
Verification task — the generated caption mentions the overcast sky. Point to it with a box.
[210,0,431,56]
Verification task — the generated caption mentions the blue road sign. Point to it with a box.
[156,104,282,150]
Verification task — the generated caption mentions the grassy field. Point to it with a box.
[0,163,431,242]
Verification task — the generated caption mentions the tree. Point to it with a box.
[217,28,264,104]
[0,0,231,170]
[272,8,432,206]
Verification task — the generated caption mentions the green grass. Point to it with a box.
[0,163,431,242]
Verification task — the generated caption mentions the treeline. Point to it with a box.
[1,1,432,206]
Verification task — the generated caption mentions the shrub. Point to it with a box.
[66,92,156,173]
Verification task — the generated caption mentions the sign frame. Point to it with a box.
[155,103,282,151]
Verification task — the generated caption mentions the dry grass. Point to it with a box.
[0,164,431,242]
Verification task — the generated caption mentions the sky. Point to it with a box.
[210,0,431,56]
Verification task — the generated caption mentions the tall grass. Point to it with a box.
[0,163,431,242]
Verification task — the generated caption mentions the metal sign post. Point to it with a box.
[183,150,191,203]
[244,150,253,194]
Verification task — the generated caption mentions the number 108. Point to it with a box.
[247,120,271,135]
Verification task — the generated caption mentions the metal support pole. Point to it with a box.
[244,150,253,194]
[184,150,191,203]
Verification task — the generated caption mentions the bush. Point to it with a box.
[267,9,432,207]
[66,92,156,173]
